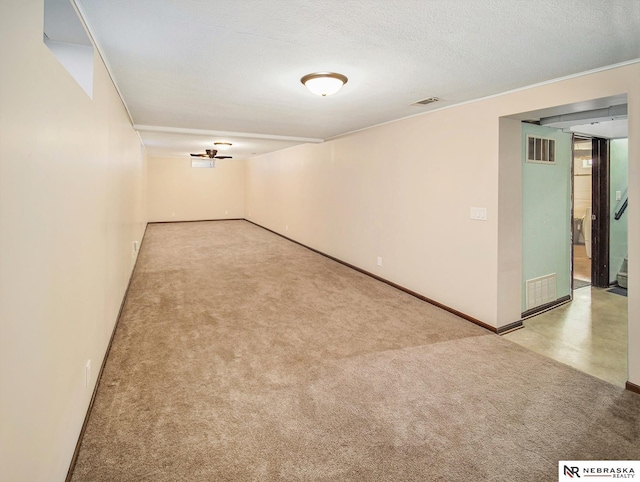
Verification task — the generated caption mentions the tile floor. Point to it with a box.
[504,286,628,387]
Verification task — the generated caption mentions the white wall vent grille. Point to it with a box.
[526,273,557,310]
[526,135,556,164]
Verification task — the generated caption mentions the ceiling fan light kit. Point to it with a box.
[190,149,217,158]
[301,72,348,96]
[190,148,233,159]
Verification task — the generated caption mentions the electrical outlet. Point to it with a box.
[616,191,622,201]
[85,360,91,388]
[285,225,289,231]
[225,210,229,215]
[377,256,383,267]
[171,212,175,217]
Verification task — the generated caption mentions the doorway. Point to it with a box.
[572,136,592,289]
[571,135,612,290]
[506,100,630,387]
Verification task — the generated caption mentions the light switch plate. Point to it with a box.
[470,207,488,221]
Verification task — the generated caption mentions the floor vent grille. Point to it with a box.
[526,273,557,310]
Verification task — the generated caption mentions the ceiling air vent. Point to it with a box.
[411,97,440,106]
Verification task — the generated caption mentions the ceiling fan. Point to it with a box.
[190,149,232,159]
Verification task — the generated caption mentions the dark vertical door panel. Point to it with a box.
[591,138,610,287]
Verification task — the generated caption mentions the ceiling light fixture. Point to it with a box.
[300,72,348,97]
[214,142,232,150]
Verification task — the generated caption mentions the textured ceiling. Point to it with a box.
[75,0,640,158]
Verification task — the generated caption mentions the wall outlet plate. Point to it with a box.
[470,207,488,220]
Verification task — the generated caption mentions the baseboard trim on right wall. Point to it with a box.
[521,295,572,319]
[496,320,524,335]
[245,219,500,334]
[625,381,640,395]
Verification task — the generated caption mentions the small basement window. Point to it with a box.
[191,159,215,168]
[526,135,556,164]
[44,0,94,98]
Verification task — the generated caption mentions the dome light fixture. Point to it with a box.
[214,142,232,150]
[300,72,348,96]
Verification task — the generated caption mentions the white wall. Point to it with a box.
[147,156,245,222]
[246,63,640,382]
[246,111,502,325]
[0,1,147,481]
[43,38,94,98]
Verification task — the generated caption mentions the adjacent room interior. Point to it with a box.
[505,108,630,388]
[573,136,594,287]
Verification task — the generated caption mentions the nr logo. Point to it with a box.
[564,465,581,478]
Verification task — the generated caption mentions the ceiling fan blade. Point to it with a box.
[190,153,206,157]
[215,156,232,159]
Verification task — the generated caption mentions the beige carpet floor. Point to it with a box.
[71,220,640,481]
